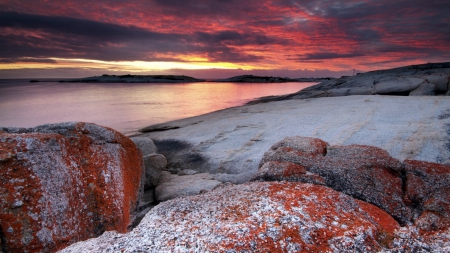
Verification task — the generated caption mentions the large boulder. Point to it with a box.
[404,160,450,231]
[59,182,402,252]
[142,153,166,189]
[425,74,449,92]
[259,136,410,224]
[130,137,157,156]
[409,82,436,96]
[257,136,450,231]
[374,77,425,94]
[0,122,143,253]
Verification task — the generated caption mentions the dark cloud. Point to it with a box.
[0,58,57,63]
[0,0,449,77]
[0,11,272,63]
[294,52,365,61]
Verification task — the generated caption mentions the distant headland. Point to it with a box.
[53,74,334,83]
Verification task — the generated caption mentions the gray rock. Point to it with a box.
[178,169,199,175]
[143,154,166,189]
[446,90,450,96]
[374,77,425,94]
[347,86,373,95]
[426,74,449,92]
[139,189,155,208]
[155,172,222,202]
[131,137,157,156]
[409,82,436,96]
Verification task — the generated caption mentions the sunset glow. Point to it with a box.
[0,0,449,78]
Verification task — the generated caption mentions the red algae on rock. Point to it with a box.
[0,122,143,253]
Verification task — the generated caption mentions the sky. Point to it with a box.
[0,0,449,79]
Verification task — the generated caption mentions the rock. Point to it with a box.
[155,171,222,202]
[138,189,155,208]
[177,169,199,175]
[426,74,449,92]
[250,161,326,185]
[446,90,450,96]
[260,136,411,224]
[0,122,143,253]
[326,86,374,96]
[269,136,328,155]
[141,95,450,183]
[246,62,450,103]
[374,77,425,94]
[142,153,166,189]
[409,82,436,96]
[130,137,157,156]
[59,182,403,252]
[404,160,450,231]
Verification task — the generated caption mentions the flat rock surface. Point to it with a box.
[140,95,450,183]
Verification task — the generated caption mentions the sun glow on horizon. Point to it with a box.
[0,57,265,72]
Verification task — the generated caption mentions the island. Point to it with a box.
[59,74,205,83]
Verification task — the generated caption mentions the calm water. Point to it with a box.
[0,80,315,135]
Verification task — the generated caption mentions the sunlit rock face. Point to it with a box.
[0,122,143,252]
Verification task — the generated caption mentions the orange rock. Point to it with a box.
[259,137,410,224]
[404,159,450,231]
[0,122,143,252]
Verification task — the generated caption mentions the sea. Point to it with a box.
[0,79,316,136]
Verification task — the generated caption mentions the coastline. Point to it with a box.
[136,95,450,183]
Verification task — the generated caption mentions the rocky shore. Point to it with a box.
[247,62,450,104]
[1,62,450,252]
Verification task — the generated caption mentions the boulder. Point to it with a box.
[59,182,402,252]
[259,136,411,224]
[0,122,143,253]
[155,171,222,202]
[142,153,166,189]
[409,82,435,96]
[426,74,449,92]
[250,161,326,185]
[130,137,157,156]
[374,77,425,94]
[404,160,450,231]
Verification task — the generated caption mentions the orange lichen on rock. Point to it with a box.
[87,182,400,252]
[258,136,410,224]
[404,159,450,231]
[0,122,143,253]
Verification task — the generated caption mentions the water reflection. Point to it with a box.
[0,81,316,135]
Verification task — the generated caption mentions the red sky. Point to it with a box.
[0,0,449,78]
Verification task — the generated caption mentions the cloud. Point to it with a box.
[0,11,271,63]
[0,0,449,76]
[293,52,365,61]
